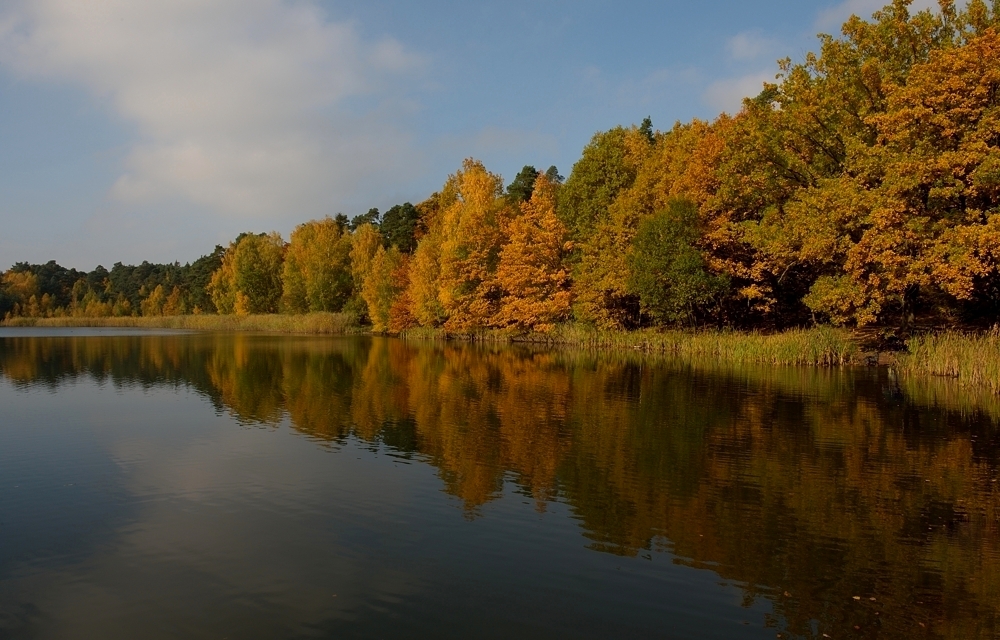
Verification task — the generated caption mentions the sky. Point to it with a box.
[0,0,944,270]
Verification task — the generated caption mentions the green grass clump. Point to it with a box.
[1,312,362,335]
[901,330,1000,394]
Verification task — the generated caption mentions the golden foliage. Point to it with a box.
[495,174,572,331]
[360,246,406,333]
[210,232,286,315]
[436,159,511,331]
[283,217,353,313]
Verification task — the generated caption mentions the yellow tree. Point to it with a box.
[407,229,447,326]
[437,159,511,331]
[209,232,285,315]
[361,246,407,332]
[495,174,572,331]
[209,257,237,314]
[1,271,39,317]
[282,217,353,313]
[387,254,416,332]
[162,286,187,316]
[140,285,167,316]
[404,179,460,327]
[349,222,383,317]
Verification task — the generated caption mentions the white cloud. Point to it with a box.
[727,31,777,61]
[0,0,427,221]
[703,70,776,114]
[816,0,955,31]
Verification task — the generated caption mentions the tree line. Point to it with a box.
[4,0,1000,332]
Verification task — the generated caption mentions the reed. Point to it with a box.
[401,324,861,366]
[1,312,363,335]
[900,329,1000,394]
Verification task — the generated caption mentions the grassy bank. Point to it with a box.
[900,330,1000,394]
[1,312,363,335]
[403,325,861,367]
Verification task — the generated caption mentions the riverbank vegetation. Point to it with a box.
[901,330,1000,393]
[4,3,1000,362]
[403,325,860,366]
[3,312,362,335]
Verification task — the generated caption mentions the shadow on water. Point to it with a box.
[1,332,999,638]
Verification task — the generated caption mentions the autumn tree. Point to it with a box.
[1,271,39,317]
[282,218,353,313]
[407,229,447,327]
[437,159,512,331]
[796,26,1000,324]
[361,246,407,333]
[397,185,462,327]
[495,174,573,331]
[350,224,382,289]
[210,232,285,315]
[140,285,167,316]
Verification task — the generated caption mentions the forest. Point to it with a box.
[4,0,1000,334]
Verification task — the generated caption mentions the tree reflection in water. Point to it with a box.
[1,333,998,638]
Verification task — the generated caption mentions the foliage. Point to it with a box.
[495,174,573,331]
[282,217,353,313]
[627,200,729,325]
[436,159,511,331]
[360,246,407,332]
[557,126,642,242]
[380,203,420,253]
[210,233,285,315]
[9,1,1000,334]
[506,165,540,204]
[350,208,380,231]
[350,223,382,293]
[406,226,447,327]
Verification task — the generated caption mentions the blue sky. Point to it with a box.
[0,0,937,269]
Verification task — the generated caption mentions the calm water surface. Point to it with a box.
[1,329,998,639]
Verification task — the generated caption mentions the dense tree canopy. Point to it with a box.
[5,1,1000,333]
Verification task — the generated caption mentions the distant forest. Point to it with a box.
[4,1,1000,332]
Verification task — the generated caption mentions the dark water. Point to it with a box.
[1,330,998,639]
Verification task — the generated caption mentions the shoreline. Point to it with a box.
[0,313,365,335]
[4,314,997,395]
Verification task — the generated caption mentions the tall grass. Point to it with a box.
[1,312,362,335]
[402,324,860,366]
[901,329,1000,394]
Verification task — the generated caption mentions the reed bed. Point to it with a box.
[901,329,1000,394]
[1,312,363,335]
[402,324,860,367]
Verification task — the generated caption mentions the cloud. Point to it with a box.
[0,0,427,221]
[726,31,778,61]
[703,70,776,114]
[816,0,954,31]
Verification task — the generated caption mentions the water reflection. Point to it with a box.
[1,332,998,638]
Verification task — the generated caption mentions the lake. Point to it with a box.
[0,329,998,639]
